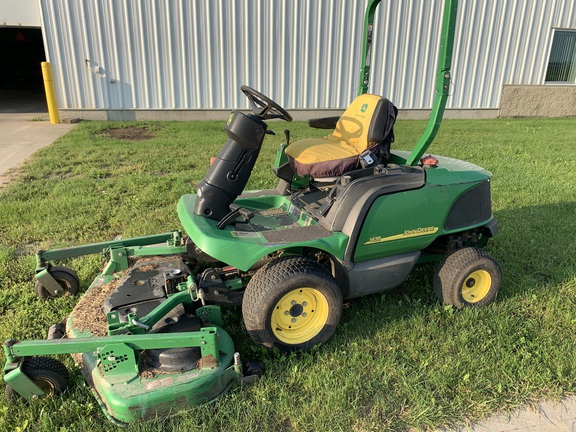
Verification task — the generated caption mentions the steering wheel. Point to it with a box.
[241,85,293,122]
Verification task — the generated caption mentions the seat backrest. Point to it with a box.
[331,94,397,155]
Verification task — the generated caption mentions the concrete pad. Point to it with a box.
[0,87,75,186]
[442,396,576,432]
[0,119,75,182]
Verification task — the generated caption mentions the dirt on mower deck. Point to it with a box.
[68,258,208,379]
[69,260,159,337]
[70,273,125,337]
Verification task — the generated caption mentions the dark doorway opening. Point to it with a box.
[0,27,47,113]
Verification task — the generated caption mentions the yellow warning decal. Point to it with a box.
[364,226,439,245]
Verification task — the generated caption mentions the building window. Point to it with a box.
[546,30,576,83]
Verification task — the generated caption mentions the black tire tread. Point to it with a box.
[243,256,330,332]
[434,247,501,308]
[22,356,69,394]
[244,359,265,377]
[242,256,342,351]
[4,385,17,402]
[34,266,80,299]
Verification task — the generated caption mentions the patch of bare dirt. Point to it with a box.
[101,125,158,141]
[0,166,25,190]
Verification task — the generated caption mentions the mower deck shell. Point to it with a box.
[73,330,238,424]
[62,263,241,424]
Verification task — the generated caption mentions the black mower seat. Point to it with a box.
[285,94,397,178]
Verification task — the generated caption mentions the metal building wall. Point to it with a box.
[369,0,576,109]
[447,0,576,109]
[38,0,576,114]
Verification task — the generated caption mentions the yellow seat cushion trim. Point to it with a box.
[285,136,360,164]
[285,94,383,165]
[332,93,383,153]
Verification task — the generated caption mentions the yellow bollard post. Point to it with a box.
[41,62,60,124]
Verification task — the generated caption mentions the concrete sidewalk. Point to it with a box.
[0,87,75,186]
[0,115,75,186]
[443,396,576,431]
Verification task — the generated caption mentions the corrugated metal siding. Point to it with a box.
[39,0,576,111]
[370,0,576,109]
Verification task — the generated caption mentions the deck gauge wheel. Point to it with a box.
[34,266,80,299]
[5,357,69,402]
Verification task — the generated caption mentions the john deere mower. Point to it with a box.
[3,0,501,424]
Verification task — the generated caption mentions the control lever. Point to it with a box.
[227,150,251,182]
[216,204,254,229]
[317,184,340,217]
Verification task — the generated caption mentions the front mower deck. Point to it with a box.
[4,255,244,424]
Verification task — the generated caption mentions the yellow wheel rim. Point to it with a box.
[33,379,56,398]
[271,287,329,345]
[461,270,492,303]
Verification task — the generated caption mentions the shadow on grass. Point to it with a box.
[360,199,574,306]
[317,200,576,364]
[291,202,576,429]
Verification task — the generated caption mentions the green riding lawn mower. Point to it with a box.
[3,0,501,425]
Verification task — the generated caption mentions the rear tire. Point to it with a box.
[242,257,342,352]
[434,247,501,308]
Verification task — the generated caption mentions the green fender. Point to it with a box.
[178,194,349,271]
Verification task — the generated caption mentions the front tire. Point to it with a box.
[434,247,501,308]
[242,257,343,352]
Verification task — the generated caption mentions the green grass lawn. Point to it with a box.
[0,117,575,431]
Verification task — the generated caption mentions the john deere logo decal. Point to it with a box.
[364,226,439,245]
[227,112,235,125]
[360,104,369,113]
